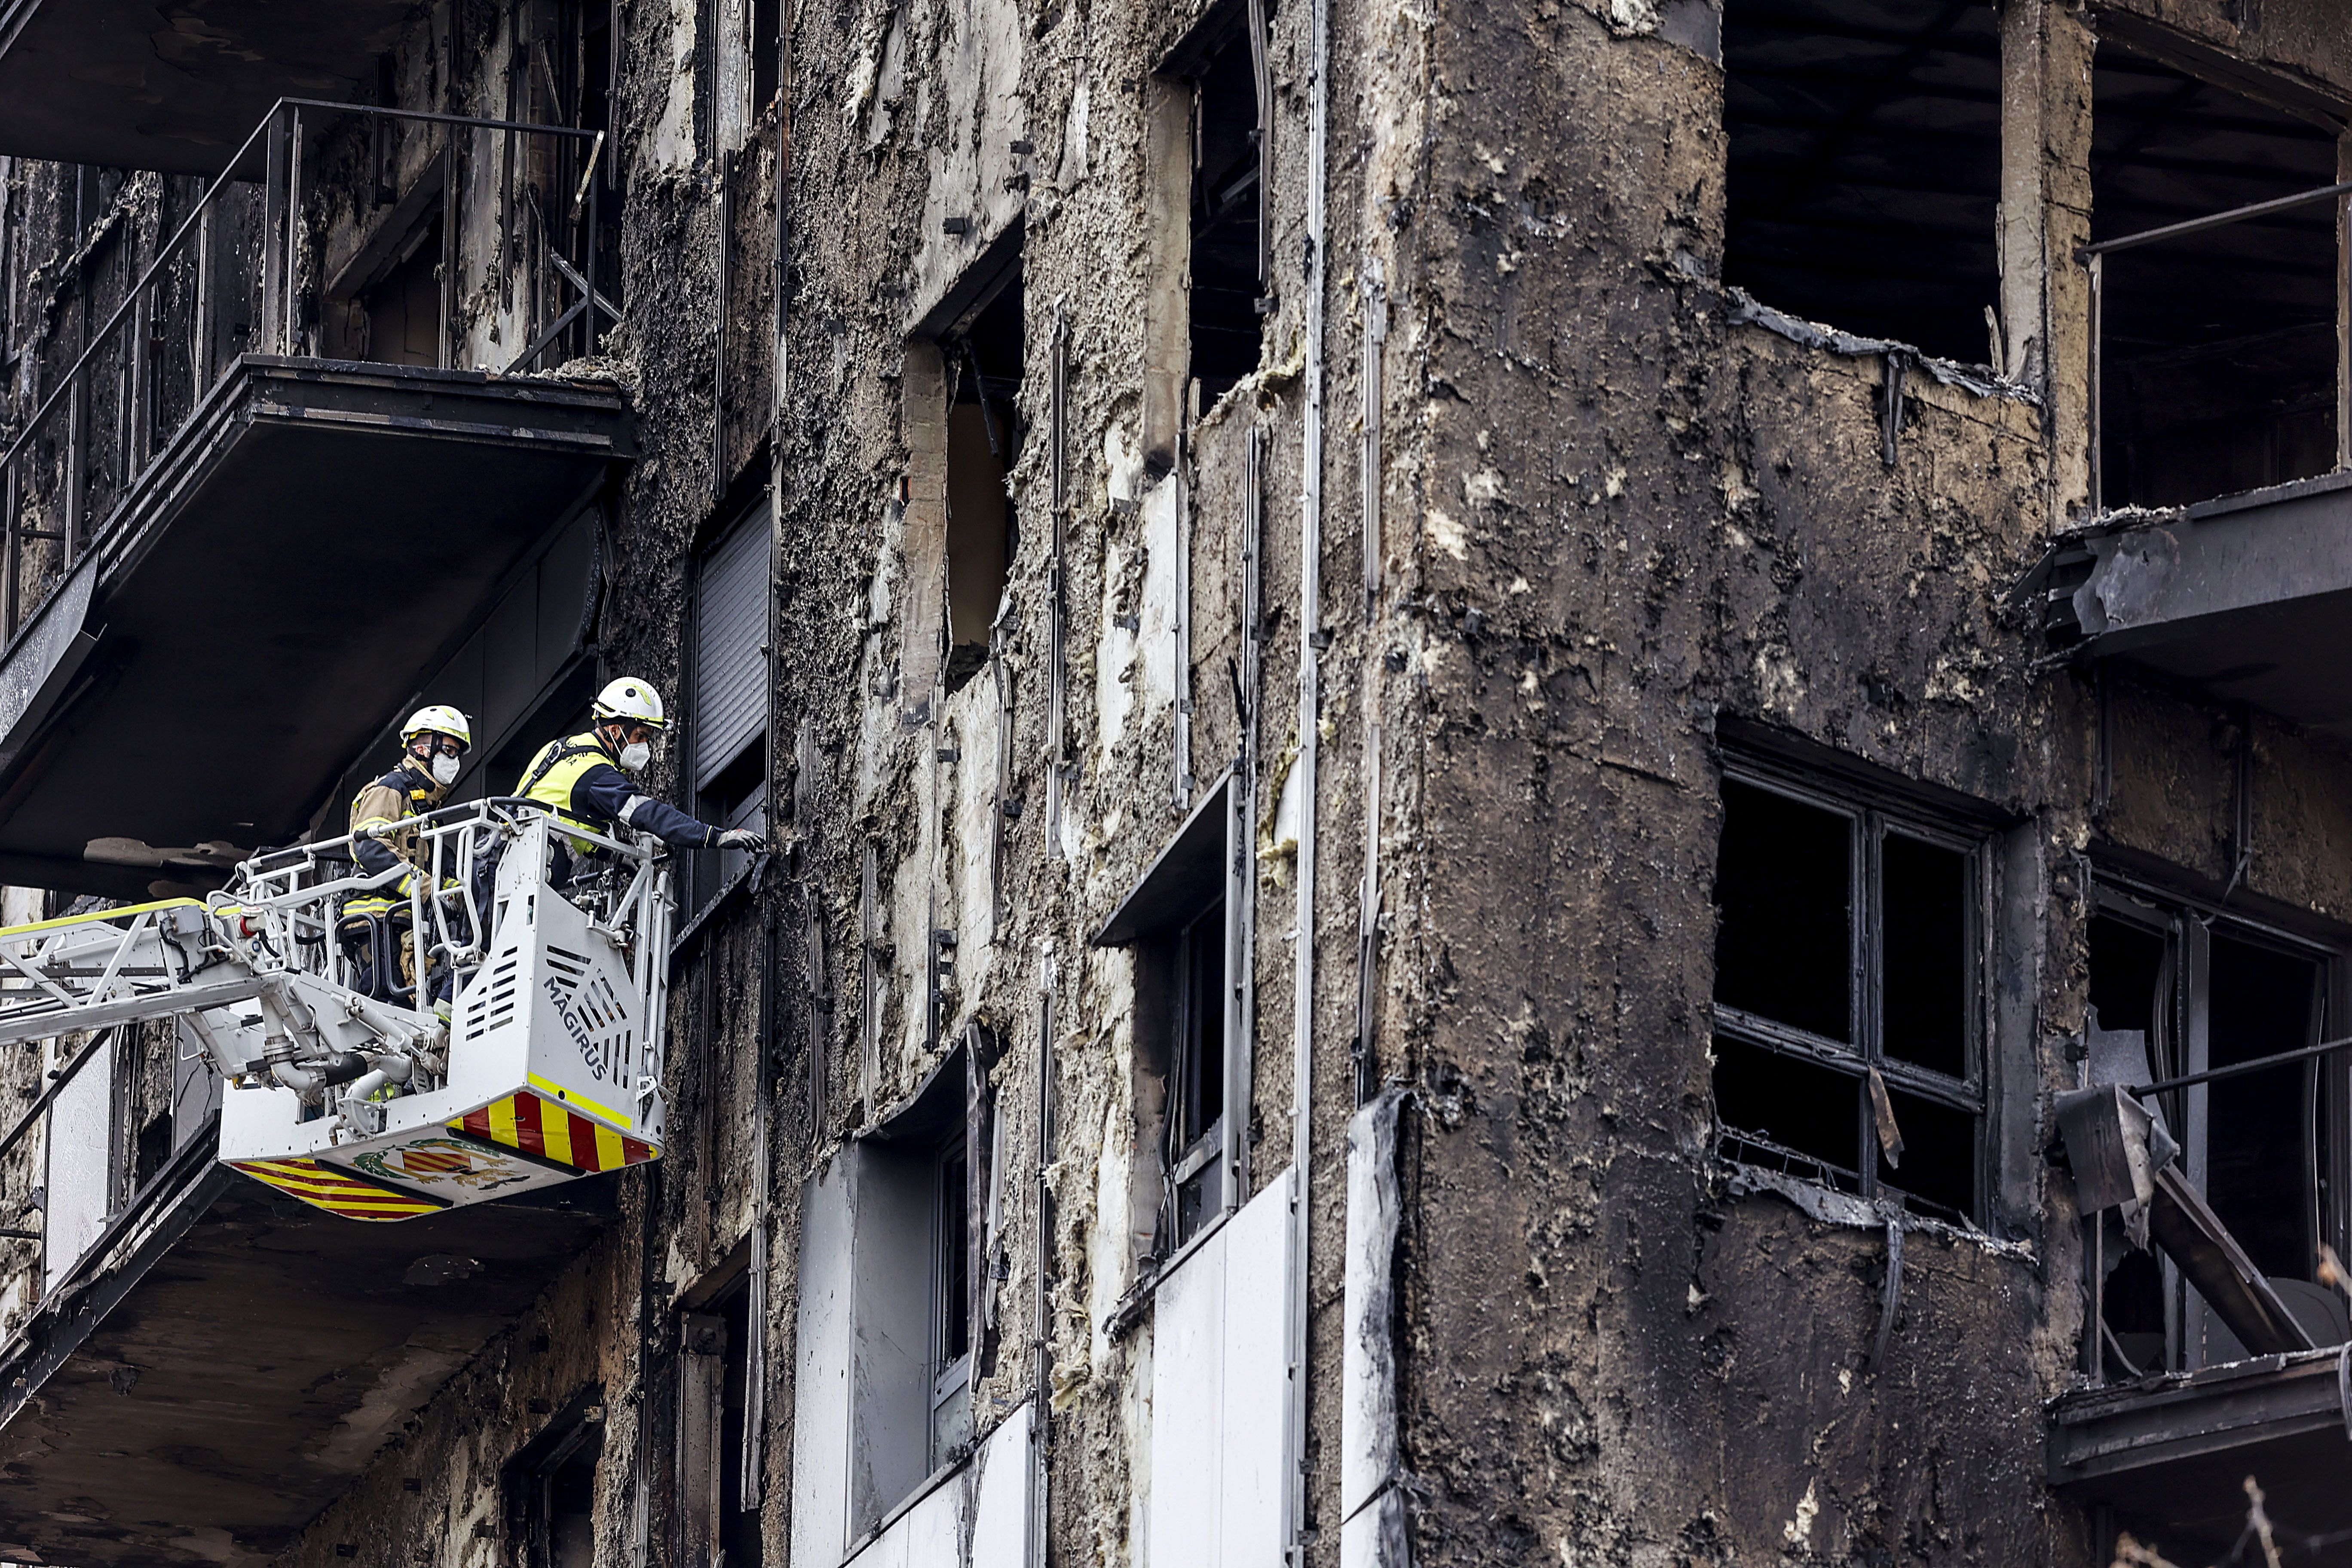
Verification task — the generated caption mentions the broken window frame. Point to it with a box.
[1158,0,1272,417]
[502,1387,607,1568]
[1093,773,1246,1260]
[676,1250,766,1565]
[2082,874,2348,1380]
[928,1127,974,1470]
[1710,758,1991,1225]
[2081,27,2352,514]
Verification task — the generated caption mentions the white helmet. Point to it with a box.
[593,677,667,731]
[401,704,473,752]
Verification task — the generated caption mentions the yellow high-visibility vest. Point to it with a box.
[519,732,616,854]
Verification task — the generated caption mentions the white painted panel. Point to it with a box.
[45,1045,112,1290]
[792,1156,858,1568]
[1149,1210,1228,1568]
[1219,1177,1292,1568]
[968,1402,1034,1568]
[1138,477,1181,716]
[897,1477,963,1568]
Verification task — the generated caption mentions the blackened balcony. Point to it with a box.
[2024,150,2352,736]
[0,101,627,898]
[0,101,634,1563]
[2051,1351,2352,1565]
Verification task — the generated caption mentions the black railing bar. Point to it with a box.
[0,98,601,478]
[0,110,282,477]
[2081,177,2352,260]
[2130,1032,2352,1097]
[275,97,603,141]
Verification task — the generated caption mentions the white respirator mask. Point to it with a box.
[431,753,461,787]
[620,741,652,775]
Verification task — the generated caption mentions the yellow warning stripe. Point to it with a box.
[232,1158,441,1221]
[526,1072,629,1130]
[0,897,205,942]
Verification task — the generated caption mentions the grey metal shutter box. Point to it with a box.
[695,515,768,788]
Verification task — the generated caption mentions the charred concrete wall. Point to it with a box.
[8,0,2352,1564]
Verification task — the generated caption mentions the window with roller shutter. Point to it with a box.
[685,505,771,914]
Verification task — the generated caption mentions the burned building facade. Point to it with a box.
[0,0,2348,1564]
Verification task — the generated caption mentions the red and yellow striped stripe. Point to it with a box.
[453,1091,657,1174]
[231,1158,446,1222]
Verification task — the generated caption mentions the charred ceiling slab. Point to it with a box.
[0,0,415,173]
[0,1129,616,1568]
[2033,474,2352,740]
[2049,1351,2352,1564]
[0,357,631,898]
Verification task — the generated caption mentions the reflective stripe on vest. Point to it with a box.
[520,734,615,854]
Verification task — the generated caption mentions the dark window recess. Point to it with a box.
[1171,898,1228,1241]
[506,1394,605,1568]
[930,1132,974,1467]
[2084,896,2346,1378]
[717,1281,764,1568]
[752,0,782,114]
[1712,1034,1864,1186]
[1094,777,1238,1253]
[2206,934,2321,1285]
[1182,15,1266,408]
[1882,832,1968,1078]
[1713,779,1852,1041]
[945,266,1023,694]
[132,1111,172,1189]
[2092,44,2340,508]
[357,212,442,368]
[1721,0,2003,364]
[1710,769,1985,1224]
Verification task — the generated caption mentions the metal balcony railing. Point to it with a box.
[0,98,613,644]
[2084,175,2352,514]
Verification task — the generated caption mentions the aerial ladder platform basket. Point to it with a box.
[0,802,671,1221]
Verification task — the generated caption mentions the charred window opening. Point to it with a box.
[1096,776,1239,1254]
[931,1129,974,1467]
[1721,0,2002,366]
[1710,770,1987,1224]
[944,264,1023,693]
[356,211,444,368]
[2091,45,2340,510]
[1165,0,1270,411]
[2083,889,2348,1377]
[680,1271,766,1567]
[504,1391,606,1568]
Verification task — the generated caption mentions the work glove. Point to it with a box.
[717,827,766,853]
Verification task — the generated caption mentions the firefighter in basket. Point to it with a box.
[344,704,474,1018]
[518,677,765,882]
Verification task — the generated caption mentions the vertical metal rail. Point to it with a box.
[439,139,459,370]
[1228,426,1265,1210]
[1029,949,1057,1568]
[1286,0,1332,1550]
[714,149,733,499]
[284,105,305,356]
[2087,251,2103,515]
[1353,263,1386,1107]
[1046,304,1071,860]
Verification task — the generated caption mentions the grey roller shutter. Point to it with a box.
[694,514,768,788]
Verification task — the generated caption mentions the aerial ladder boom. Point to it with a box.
[0,802,672,1221]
